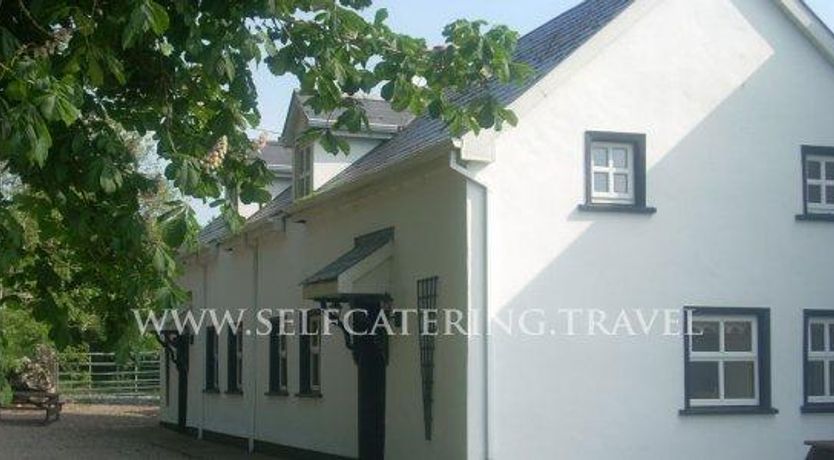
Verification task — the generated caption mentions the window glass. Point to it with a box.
[827,186,834,205]
[809,160,822,180]
[593,173,609,193]
[612,148,628,168]
[724,321,752,352]
[689,362,719,399]
[592,148,608,167]
[827,162,834,181]
[809,184,822,204]
[811,323,825,352]
[809,361,825,396]
[724,361,755,399]
[829,361,834,397]
[692,321,720,352]
[613,174,628,194]
[829,324,834,352]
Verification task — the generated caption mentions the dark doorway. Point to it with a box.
[352,301,388,460]
[175,334,189,431]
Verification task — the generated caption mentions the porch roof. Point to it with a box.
[302,227,394,300]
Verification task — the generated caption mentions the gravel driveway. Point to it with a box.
[0,404,276,459]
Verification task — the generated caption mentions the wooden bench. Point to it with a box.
[0,391,63,425]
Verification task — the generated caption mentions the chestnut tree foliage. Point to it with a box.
[0,0,529,346]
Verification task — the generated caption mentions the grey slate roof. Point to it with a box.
[197,216,231,246]
[298,94,415,130]
[196,185,294,246]
[302,227,394,285]
[316,0,633,193]
[260,142,293,169]
[196,0,632,247]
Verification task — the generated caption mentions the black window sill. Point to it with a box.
[679,406,778,416]
[264,390,290,397]
[577,204,657,214]
[796,213,834,222]
[203,388,220,394]
[295,391,323,399]
[801,404,834,414]
[225,389,243,396]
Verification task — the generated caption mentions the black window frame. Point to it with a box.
[796,145,834,222]
[204,326,219,392]
[297,309,322,397]
[267,316,289,396]
[802,309,834,413]
[226,322,243,394]
[579,131,656,214]
[164,349,171,406]
[680,306,777,416]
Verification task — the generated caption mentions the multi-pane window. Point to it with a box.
[583,131,648,210]
[590,142,635,204]
[268,316,288,394]
[299,310,322,394]
[683,308,772,412]
[293,146,313,199]
[805,154,834,214]
[205,326,219,391]
[806,314,834,405]
[226,322,243,393]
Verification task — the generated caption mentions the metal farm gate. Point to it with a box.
[57,351,160,403]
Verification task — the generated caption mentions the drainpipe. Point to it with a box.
[246,235,260,453]
[200,261,208,440]
[448,148,491,460]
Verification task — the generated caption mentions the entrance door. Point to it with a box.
[175,335,189,431]
[354,303,387,460]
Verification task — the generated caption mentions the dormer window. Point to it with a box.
[294,145,313,199]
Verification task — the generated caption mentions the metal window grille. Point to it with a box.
[417,276,439,441]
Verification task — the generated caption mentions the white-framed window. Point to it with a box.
[806,316,834,404]
[590,141,635,204]
[805,154,834,214]
[686,313,761,407]
[294,145,313,199]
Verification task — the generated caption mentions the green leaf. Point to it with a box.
[122,4,146,49]
[86,53,104,86]
[319,130,339,154]
[374,8,388,26]
[99,162,123,194]
[38,95,57,121]
[160,214,188,247]
[145,1,170,35]
[0,27,20,60]
[152,246,167,273]
[104,53,127,85]
[6,80,27,101]
[55,96,80,126]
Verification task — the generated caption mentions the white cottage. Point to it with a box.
[160,0,834,458]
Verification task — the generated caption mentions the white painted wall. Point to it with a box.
[468,0,834,458]
[167,158,469,459]
[312,137,382,191]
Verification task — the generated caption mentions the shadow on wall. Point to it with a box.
[489,1,834,458]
